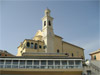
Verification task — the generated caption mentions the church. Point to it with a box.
[0,9,85,75]
[17,8,84,59]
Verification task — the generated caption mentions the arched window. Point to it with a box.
[34,43,38,49]
[39,45,42,49]
[72,53,74,57]
[31,43,34,48]
[27,42,30,48]
[43,45,46,49]
[48,20,51,26]
[44,21,46,26]
[57,49,59,53]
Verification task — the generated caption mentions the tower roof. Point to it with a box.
[45,8,51,13]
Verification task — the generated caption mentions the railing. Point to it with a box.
[0,58,82,69]
[90,63,100,72]
[0,64,82,69]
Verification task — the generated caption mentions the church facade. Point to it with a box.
[0,9,85,75]
[17,9,84,59]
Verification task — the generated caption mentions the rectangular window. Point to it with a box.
[13,60,18,65]
[87,70,91,75]
[41,60,46,65]
[19,60,25,68]
[48,60,53,65]
[0,60,4,64]
[69,61,74,65]
[5,65,11,68]
[62,61,67,65]
[34,60,39,65]
[34,43,38,49]
[20,60,25,65]
[26,60,32,69]
[44,21,46,26]
[6,60,11,64]
[55,61,60,65]
[27,60,32,65]
[75,60,81,65]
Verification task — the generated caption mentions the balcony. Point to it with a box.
[0,58,82,69]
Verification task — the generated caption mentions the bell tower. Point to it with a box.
[42,8,54,53]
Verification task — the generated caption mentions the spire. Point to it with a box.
[45,8,51,16]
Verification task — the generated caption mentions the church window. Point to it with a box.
[31,43,34,48]
[27,42,30,48]
[72,53,74,57]
[44,21,46,26]
[39,45,42,49]
[48,20,51,26]
[57,49,59,53]
[34,43,38,49]
[43,45,46,49]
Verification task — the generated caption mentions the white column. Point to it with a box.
[32,60,34,68]
[53,60,55,69]
[46,60,48,69]
[11,60,13,68]
[67,60,69,69]
[3,60,6,68]
[18,60,20,68]
[80,61,82,68]
[74,60,75,68]
[25,60,27,68]
[60,60,62,69]
[39,60,41,69]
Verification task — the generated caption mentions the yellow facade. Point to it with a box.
[90,49,100,60]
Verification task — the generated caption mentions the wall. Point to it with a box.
[91,53,100,60]
[0,68,82,75]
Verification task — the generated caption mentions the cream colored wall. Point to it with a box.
[91,53,100,60]
[17,35,84,58]
[62,42,84,58]
[17,40,45,56]
[54,36,84,58]
[17,47,22,56]
[54,36,62,53]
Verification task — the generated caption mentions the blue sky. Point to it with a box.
[0,0,100,59]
